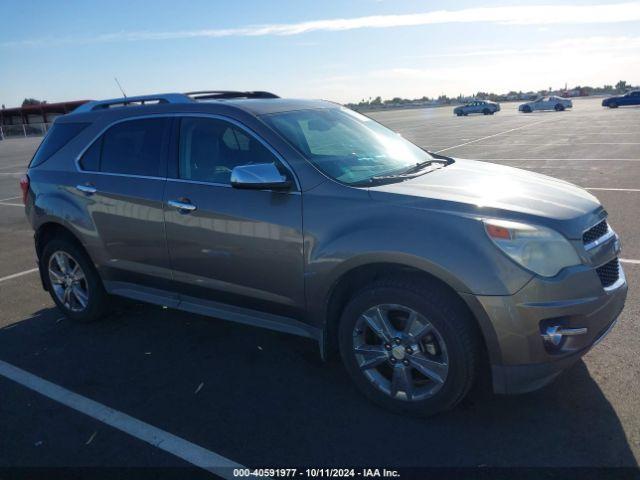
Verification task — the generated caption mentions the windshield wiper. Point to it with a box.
[351,162,445,187]
[397,158,447,176]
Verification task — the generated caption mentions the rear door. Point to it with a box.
[75,117,175,301]
[163,115,304,317]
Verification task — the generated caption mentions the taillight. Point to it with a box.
[19,175,30,205]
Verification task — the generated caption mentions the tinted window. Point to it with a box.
[100,118,167,176]
[79,137,102,171]
[179,117,276,184]
[30,122,89,168]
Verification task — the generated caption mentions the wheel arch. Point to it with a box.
[320,261,500,371]
[34,221,92,291]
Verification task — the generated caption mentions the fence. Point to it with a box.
[0,123,52,140]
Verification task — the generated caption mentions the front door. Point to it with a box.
[163,116,305,317]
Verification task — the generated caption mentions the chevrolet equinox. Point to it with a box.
[21,91,627,416]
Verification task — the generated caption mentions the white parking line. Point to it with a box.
[434,119,554,153]
[586,188,640,192]
[458,143,640,146]
[0,359,245,478]
[0,202,23,207]
[0,165,26,171]
[0,268,39,283]
[621,258,640,265]
[0,195,21,202]
[499,132,639,135]
[484,158,640,161]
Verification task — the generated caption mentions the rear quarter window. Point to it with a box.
[29,122,89,168]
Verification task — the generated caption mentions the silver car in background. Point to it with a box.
[519,96,573,112]
[454,100,500,116]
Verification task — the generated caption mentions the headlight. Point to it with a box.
[483,219,581,277]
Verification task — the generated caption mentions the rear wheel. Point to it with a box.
[338,279,480,416]
[42,237,109,322]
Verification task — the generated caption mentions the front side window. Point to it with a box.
[263,107,434,185]
[178,117,277,184]
[99,118,168,176]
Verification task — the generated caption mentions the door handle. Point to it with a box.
[76,184,97,195]
[168,199,197,213]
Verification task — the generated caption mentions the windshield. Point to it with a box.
[262,107,434,185]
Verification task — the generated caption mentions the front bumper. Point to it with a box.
[475,263,627,394]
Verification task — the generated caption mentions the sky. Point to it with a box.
[1,0,639,107]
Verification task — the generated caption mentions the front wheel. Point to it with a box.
[554,104,565,111]
[483,109,491,115]
[42,237,110,322]
[609,102,618,108]
[522,106,532,113]
[338,279,480,416]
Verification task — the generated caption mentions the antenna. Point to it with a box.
[114,77,127,99]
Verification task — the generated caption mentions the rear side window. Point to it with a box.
[30,122,89,168]
[79,137,102,171]
[97,118,168,176]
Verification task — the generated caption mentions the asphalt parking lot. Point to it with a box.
[0,96,638,474]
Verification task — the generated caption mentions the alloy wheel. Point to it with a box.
[48,251,89,312]
[352,304,449,401]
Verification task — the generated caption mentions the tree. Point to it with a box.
[22,98,45,106]
[615,80,627,92]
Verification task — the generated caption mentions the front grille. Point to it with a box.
[583,220,608,245]
[596,258,620,288]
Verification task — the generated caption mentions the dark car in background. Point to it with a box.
[21,91,627,416]
[602,90,640,108]
[454,100,500,116]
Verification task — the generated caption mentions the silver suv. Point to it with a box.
[22,91,627,416]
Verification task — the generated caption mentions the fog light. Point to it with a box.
[542,325,588,347]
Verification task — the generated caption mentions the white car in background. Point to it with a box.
[519,96,572,113]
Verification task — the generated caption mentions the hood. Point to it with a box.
[368,158,603,238]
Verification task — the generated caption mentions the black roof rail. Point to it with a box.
[73,93,193,113]
[186,91,280,100]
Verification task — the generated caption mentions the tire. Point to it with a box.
[338,278,480,416]
[482,109,491,115]
[522,106,532,113]
[42,236,110,322]
[554,104,565,111]
[609,102,618,108]
[456,112,463,117]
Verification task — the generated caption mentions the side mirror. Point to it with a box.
[230,163,292,190]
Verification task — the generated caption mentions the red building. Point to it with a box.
[0,100,90,127]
